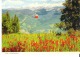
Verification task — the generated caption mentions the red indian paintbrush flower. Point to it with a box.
[61,40,66,47]
[35,45,39,50]
[43,45,47,50]
[45,39,49,44]
[2,47,6,52]
[70,35,78,43]
[18,41,22,46]
[74,37,78,43]
[39,38,43,44]
[10,47,15,52]
[70,34,77,40]
[49,40,54,44]
[60,39,66,47]
[69,44,75,50]
[66,38,71,46]
[51,40,55,44]
[60,39,63,43]
[55,40,59,46]
[31,40,35,46]
[34,42,39,49]
[49,45,53,50]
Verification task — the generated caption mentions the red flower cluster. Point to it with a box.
[2,35,79,52]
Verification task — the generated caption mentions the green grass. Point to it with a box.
[2,31,80,52]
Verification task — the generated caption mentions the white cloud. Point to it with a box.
[2,0,24,9]
[41,0,47,2]
[2,0,64,9]
[26,2,63,8]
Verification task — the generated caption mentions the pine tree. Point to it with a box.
[2,14,7,33]
[2,12,20,34]
[16,17,20,32]
[60,0,80,30]
[12,14,20,33]
[2,11,11,33]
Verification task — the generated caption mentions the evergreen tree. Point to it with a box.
[60,0,80,30]
[2,11,11,33]
[2,14,7,33]
[16,17,20,32]
[12,14,20,33]
[2,12,20,34]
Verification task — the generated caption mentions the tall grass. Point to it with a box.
[2,31,80,52]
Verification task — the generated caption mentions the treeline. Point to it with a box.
[60,0,80,30]
[54,0,80,34]
[2,11,20,34]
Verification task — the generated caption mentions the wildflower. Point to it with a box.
[49,45,53,49]
[18,41,22,45]
[69,44,75,50]
[43,45,47,50]
[60,39,63,43]
[61,40,66,47]
[31,42,35,46]
[47,49,50,52]
[70,35,77,40]
[51,40,54,44]
[2,47,6,52]
[55,40,59,46]
[39,39,43,44]
[74,37,78,43]
[35,45,39,50]
[49,40,54,44]
[10,47,15,52]
[40,49,42,52]
[45,39,49,44]
[66,37,71,45]
[7,48,10,52]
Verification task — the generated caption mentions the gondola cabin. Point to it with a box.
[34,14,39,19]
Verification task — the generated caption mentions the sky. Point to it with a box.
[2,0,65,9]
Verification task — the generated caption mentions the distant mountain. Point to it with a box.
[2,6,63,33]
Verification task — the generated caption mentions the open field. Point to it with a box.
[2,31,80,52]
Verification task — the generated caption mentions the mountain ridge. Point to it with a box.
[2,6,63,33]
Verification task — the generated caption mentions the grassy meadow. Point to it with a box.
[2,31,80,52]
